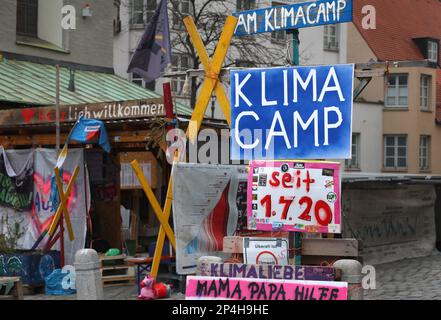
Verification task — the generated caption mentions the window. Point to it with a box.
[172,0,190,30]
[420,75,431,110]
[130,0,157,28]
[384,135,407,169]
[345,133,360,170]
[272,30,287,43]
[419,135,430,171]
[131,72,155,91]
[386,74,408,107]
[428,41,438,62]
[171,54,191,95]
[16,0,38,38]
[323,25,339,51]
[237,0,256,11]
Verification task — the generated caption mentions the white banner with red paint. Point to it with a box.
[247,161,341,234]
[0,148,88,266]
[172,163,248,275]
[31,149,87,265]
[186,276,348,300]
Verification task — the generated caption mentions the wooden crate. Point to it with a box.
[224,236,362,266]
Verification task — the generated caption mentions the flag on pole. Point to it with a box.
[127,0,172,82]
[55,116,110,169]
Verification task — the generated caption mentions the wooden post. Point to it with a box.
[55,65,60,154]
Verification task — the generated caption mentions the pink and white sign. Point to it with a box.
[247,161,341,234]
[186,276,348,300]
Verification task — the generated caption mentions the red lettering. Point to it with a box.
[302,171,315,192]
[46,111,53,122]
[279,196,294,220]
[314,200,332,226]
[38,110,46,122]
[298,196,313,221]
[296,170,301,188]
[269,172,280,187]
[282,173,293,188]
[261,195,272,218]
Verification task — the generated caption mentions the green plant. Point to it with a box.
[0,215,25,254]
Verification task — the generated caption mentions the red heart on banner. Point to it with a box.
[21,108,36,124]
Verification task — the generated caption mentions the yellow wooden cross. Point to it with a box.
[184,15,237,142]
[131,15,238,280]
[48,166,80,241]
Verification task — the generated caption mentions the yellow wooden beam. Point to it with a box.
[141,15,238,280]
[48,166,79,240]
[183,15,237,141]
[131,160,176,250]
[150,176,173,278]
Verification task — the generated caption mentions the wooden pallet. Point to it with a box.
[22,284,45,296]
[102,275,136,287]
[100,254,136,287]
[0,277,23,300]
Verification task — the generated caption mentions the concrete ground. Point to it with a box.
[364,252,441,300]
[24,284,185,300]
[24,252,441,300]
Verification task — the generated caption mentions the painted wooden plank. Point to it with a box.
[186,276,348,300]
[224,236,359,257]
[233,0,353,36]
[302,238,358,257]
[301,255,363,267]
[0,98,165,127]
[197,262,337,282]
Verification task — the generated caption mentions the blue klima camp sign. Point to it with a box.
[233,0,353,36]
[231,64,354,160]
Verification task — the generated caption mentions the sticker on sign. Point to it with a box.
[231,64,354,160]
[247,160,341,234]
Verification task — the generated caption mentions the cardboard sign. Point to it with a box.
[243,237,289,265]
[231,64,354,160]
[186,276,348,300]
[197,263,337,282]
[234,0,353,36]
[247,161,341,234]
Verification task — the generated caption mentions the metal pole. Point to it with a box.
[55,65,60,154]
[289,29,302,265]
[292,29,300,66]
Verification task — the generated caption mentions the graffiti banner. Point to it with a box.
[342,183,436,265]
[30,149,88,266]
[0,147,33,212]
[172,163,247,275]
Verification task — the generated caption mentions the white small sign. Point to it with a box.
[243,237,289,265]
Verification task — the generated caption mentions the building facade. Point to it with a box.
[0,0,117,72]
[350,0,441,175]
